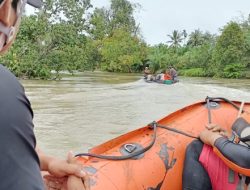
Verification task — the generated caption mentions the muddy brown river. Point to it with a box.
[21,72,250,158]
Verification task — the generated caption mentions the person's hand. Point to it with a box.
[205,123,231,138]
[43,152,90,190]
[66,151,90,190]
[43,174,90,190]
[46,153,85,178]
[67,175,90,190]
[36,148,86,178]
[199,129,222,146]
[43,174,67,190]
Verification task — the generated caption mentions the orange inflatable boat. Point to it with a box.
[76,97,250,190]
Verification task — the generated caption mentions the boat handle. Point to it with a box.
[124,144,137,153]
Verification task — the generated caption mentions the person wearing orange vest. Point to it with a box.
[164,70,172,81]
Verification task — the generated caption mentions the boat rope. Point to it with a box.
[157,124,198,139]
[206,97,212,124]
[75,121,198,160]
[75,121,158,160]
[75,97,243,161]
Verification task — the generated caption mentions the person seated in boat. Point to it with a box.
[144,67,155,81]
[144,66,151,79]
[0,0,89,189]
[155,70,165,82]
[155,69,171,83]
[169,66,179,83]
[164,70,172,81]
[182,117,250,190]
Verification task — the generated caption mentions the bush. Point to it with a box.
[221,63,246,78]
[179,68,206,77]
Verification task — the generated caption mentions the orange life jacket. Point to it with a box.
[164,74,171,80]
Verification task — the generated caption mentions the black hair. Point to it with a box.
[0,0,19,9]
[12,0,19,10]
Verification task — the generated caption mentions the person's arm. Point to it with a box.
[199,128,222,146]
[213,138,250,176]
[36,147,55,172]
[36,147,85,178]
[199,125,250,176]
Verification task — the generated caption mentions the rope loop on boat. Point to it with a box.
[205,96,242,124]
[205,96,241,111]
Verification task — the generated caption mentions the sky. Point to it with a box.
[27,0,250,45]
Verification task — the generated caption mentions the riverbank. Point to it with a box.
[179,68,250,79]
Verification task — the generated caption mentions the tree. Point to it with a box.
[6,0,95,79]
[100,29,147,72]
[167,30,183,49]
[109,0,137,34]
[212,22,246,78]
[147,44,169,73]
[89,8,110,40]
[182,29,188,45]
[187,29,204,47]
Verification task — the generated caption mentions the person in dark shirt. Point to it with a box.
[0,0,89,189]
[169,66,179,83]
[182,117,250,190]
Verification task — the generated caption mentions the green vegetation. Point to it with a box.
[0,0,249,79]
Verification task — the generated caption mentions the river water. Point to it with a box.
[21,72,250,158]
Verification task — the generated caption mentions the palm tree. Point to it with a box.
[187,29,204,47]
[167,30,183,48]
[182,29,188,45]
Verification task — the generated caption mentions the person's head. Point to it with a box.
[168,65,173,70]
[0,0,42,54]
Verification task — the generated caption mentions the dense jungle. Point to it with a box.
[1,0,250,80]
